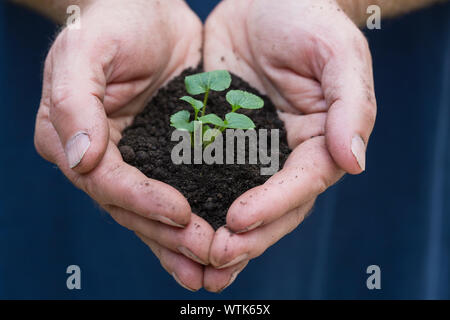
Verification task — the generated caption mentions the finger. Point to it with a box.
[34,111,191,227]
[203,260,248,293]
[107,206,214,265]
[278,111,326,149]
[35,60,61,164]
[74,141,192,227]
[226,136,343,233]
[136,232,203,292]
[322,32,377,174]
[210,201,314,269]
[48,30,109,173]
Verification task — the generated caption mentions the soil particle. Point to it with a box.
[119,145,135,163]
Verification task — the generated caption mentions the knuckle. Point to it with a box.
[51,85,72,114]
[294,208,305,226]
[287,208,304,234]
[71,174,86,192]
[43,51,53,73]
[33,130,46,159]
[361,100,377,127]
[34,110,56,164]
[80,174,95,198]
[308,32,338,62]
[151,227,164,243]
[332,26,370,61]
[358,31,370,51]
[110,209,133,231]
[354,27,369,45]
[85,162,121,197]
[351,30,371,63]
[150,243,163,262]
[315,173,330,195]
[52,29,72,53]
[110,209,126,227]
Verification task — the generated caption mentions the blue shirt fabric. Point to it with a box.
[0,0,449,299]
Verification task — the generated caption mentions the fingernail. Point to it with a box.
[150,214,185,228]
[236,220,263,234]
[65,131,91,169]
[351,134,366,171]
[178,246,208,265]
[217,253,249,270]
[218,265,246,292]
[172,272,198,292]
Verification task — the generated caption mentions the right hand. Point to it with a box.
[202,0,376,292]
[34,0,213,291]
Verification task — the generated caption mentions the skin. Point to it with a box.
[32,0,213,291]
[13,0,445,291]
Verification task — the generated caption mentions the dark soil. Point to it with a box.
[118,67,290,230]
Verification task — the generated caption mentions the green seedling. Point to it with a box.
[170,70,264,144]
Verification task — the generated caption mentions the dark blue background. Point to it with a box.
[0,0,449,299]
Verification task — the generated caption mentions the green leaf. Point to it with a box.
[171,121,194,132]
[180,96,203,112]
[224,113,256,130]
[185,70,232,95]
[170,110,194,132]
[198,114,225,127]
[170,110,190,123]
[226,90,264,110]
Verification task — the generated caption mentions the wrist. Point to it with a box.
[335,0,447,27]
[335,0,371,26]
[12,0,185,24]
[11,0,96,24]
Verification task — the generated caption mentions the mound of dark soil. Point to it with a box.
[118,68,290,230]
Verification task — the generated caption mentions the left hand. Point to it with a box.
[202,0,377,292]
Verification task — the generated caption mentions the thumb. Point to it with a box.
[322,37,377,174]
[48,34,109,174]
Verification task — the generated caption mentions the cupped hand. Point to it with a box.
[34,0,213,291]
[202,0,377,292]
